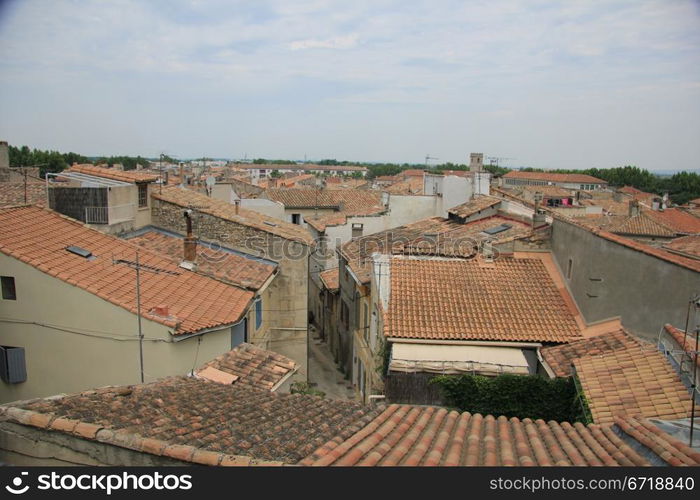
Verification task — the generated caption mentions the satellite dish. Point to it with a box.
[205,175,216,187]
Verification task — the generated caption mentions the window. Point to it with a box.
[291,213,301,225]
[567,258,573,280]
[255,298,263,330]
[352,223,364,239]
[1,276,16,300]
[0,346,26,384]
[138,183,148,208]
[362,303,369,343]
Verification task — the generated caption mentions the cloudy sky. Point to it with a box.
[0,0,698,170]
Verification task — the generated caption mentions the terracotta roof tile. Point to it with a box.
[385,255,582,343]
[67,164,158,183]
[644,208,700,234]
[574,346,697,424]
[663,235,700,259]
[195,343,298,391]
[0,205,253,334]
[341,214,535,284]
[301,405,699,466]
[319,268,339,292]
[503,171,607,184]
[599,214,678,238]
[152,186,314,245]
[0,183,46,207]
[2,376,381,465]
[127,230,276,291]
[265,188,385,215]
[541,329,643,377]
[447,196,501,219]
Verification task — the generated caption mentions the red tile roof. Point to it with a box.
[0,206,254,334]
[0,183,46,207]
[67,164,158,183]
[663,235,700,259]
[301,406,700,466]
[540,329,643,377]
[574,346,697,424]
[319,268,340,292]
[591,214,678,238]
[503,171,607,184]
[152,186,315,245]
[341,214,535,284]
[447,196,501,219]
[645,208,700,235]
[195,343,298,391]
[127,230,276,291]
[385,255,582,343]
[1,377,381,465]
[264,189,385,215]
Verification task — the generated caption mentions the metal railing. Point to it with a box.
[85,204,135,224]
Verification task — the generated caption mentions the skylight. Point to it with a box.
[482,224,512,235]
[65,245,93,258]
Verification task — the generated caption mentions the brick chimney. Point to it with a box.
[183,210,197,264]
[0,141,9,170]
[152,304,169,317]
[628,199,640,217]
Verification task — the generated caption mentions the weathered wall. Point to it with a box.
[0,255,233,403]
[240,198,285,219]
[151,198,309,379]
[550,218,699,342]
[0,422,186,466]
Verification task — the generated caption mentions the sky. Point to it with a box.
[0,0,699,170]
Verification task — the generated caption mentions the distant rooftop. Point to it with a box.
[67,164,158,183]
[503,171,607,184]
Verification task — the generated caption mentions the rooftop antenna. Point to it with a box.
[487,156,515,168]
[425,155,439,168]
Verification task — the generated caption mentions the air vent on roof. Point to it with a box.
[263,221,277,227]
[482,223,512,235]
[65,246,93,258]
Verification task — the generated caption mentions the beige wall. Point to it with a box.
[0,254,234,404]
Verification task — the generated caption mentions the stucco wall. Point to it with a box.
[550,219,699,342]
[240,198,285,219]
[0,255,233,404]
[151,199,309,378]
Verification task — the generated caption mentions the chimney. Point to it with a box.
[179,163,184,185]
[234,199,241,214]
[183,210,197,264]
[628,199,640,217]
[651,198,661,211]
[0,141,9,170]
[269,178,278,188]
[152,304,169,317]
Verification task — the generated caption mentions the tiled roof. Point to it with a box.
[383,177,424,195]
[195,343,298,391]
[663,235,700,259]
[644,208,700,234]
[520,185,575,197]
[319,268,339,292]
[264,189,385,215]
[0,205,253,335]
[304,213,349,232]
[663,324,700,369]
[574,346,697,424]
[385,255,582,343]
[1,377,381,465]
[503,171,607,184]
[340,214,535,284]
[301,406,700,466]
[0,182,46,207]
[127,230,276,291]
[67,164,158,183]
[447,196,501,219]
[152,186,315,245]
[324,179,370,190]
[236,163,368,172]
[599,214,677,238]
[540,329,642,377]
[553,213,700,273]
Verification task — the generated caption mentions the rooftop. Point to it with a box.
[126,229,276,291]
[644,208,700,235]
[319,268,339,292]
[574,346,697,424]
[1,376,381,465]
[0,205,253,335]
[385,254,583,344]
[152,186,314,245]
[340,214,536,284]
[663,235,700,259]
[264,188,385,215]
[447,196,502,219]
[301,406,700,466]
[194,343,298,391]
[503,171,607,184]
[66,164,158,184]
[0,182,46,207]
[540,329,643,377]
[584,214,678,238]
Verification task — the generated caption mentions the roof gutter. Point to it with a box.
[170,317,246,343]
[387,338,543,349]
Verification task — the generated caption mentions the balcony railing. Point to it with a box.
[85,204,135,225]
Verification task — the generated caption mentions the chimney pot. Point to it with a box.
[234,199,240,214]
[153,304,169,317]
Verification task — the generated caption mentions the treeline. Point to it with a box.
[93,156,152,171]
[8,145,89,179]
[519,165,700,205]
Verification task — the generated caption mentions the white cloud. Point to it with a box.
[288,34,359,50]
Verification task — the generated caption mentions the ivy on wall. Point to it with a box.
[430,373,590,423]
